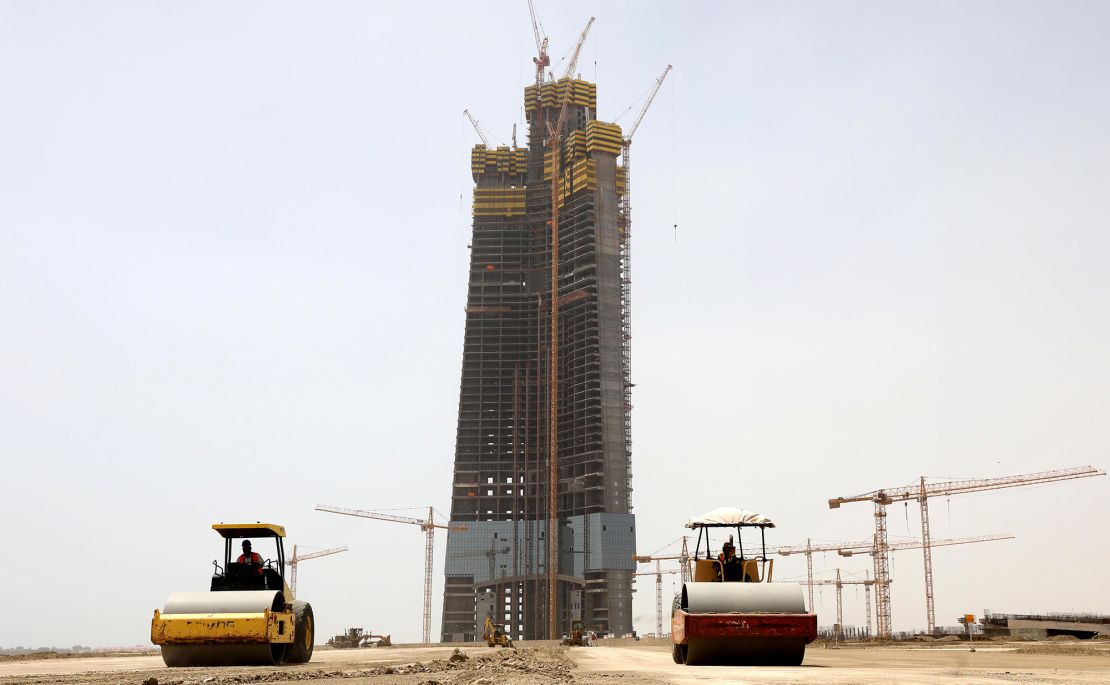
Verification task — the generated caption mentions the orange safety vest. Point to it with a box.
[237,552,262,565]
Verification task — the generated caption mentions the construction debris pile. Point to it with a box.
[98,649,575,685]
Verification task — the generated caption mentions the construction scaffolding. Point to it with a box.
[441,76,637,642]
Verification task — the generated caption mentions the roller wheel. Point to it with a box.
[284,601,315,664]
[672,643,687,664]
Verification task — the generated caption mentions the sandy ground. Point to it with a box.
[1,640,1107,684]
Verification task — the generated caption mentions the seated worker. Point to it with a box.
[237,540,264,566]
[716,538,745,582]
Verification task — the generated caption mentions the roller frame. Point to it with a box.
[151,608,295,645]
[672,609,817,643]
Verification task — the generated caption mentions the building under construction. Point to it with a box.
[440,72,638,642]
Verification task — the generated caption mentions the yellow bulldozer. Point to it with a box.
[150,523,315,667]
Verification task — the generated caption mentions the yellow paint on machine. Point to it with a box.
[151,609,296,645]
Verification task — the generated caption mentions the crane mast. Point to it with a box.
[828,465,1105,636]
[618,65,671,442]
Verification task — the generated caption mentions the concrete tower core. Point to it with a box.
[441,77,636,642]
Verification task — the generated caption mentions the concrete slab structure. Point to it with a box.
[441,78,636,642]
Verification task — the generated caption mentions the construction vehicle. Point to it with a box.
[150,523,314,667]
[326,628,392,649]
[326,628,364,649]
[562,620,590,647]
[671,508,816,665]
[363,632,392,647]
[483,616,514,648]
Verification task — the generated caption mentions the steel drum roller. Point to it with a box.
[157,590,288,667]
[683,583,806,614]
[163,590,285,615]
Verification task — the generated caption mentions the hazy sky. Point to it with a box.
[1,1,1108,647]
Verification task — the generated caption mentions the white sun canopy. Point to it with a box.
[685,507,775,529]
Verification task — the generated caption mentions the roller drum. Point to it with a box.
[157,590,288,667]
[163,590,285,615]
[682,583,806,614]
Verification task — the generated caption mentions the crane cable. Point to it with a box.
[671,69,678,243]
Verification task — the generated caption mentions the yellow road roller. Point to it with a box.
[151,523,314,667]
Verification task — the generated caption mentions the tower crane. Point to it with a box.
[315,504,466,644]
[633,564,681,636]
[800,569,876,641]
[617,64,671,461]
[526,0,550,89]
[542,15,594,641]
[463,109,493,148]
[828,465,1105,637]
[285,544,348,597]
[777,533,1014,619]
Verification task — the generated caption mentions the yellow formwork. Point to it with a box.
[585,121,623,156]
[471,145,528,181]
[473,186,526,217]
[565,130,585,161]
[569,157,596,192]
[525,78,597,114]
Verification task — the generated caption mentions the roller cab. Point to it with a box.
[670,507,816,666]
[151,523,315,667]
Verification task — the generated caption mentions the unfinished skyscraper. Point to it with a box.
[440,72,637,641]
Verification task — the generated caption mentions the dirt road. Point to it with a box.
[1,641,1107,684]
[578,642,1110,684]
